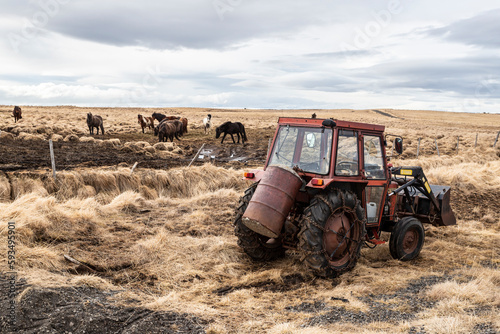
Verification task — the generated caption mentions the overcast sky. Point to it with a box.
[1,1,500,113]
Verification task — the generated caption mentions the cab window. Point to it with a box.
[363,135,385,179]
[335,130,359,176]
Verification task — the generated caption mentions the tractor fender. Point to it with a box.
[306,180,368,204]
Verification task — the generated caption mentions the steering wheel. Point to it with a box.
[336,161,357,175]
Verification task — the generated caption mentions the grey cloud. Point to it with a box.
[10,1,340,49]
[0,74,82,86]
[303,50,379,59]
[427,8,500,48]
[358,56,500,97]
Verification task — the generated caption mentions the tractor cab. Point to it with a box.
[264,117,390,227]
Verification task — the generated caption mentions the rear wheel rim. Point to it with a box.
[323,211,360,267]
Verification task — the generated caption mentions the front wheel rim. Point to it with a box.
[402,229,419,254]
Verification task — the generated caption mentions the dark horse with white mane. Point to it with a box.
[86,112,104,135]
[215,121,247,144]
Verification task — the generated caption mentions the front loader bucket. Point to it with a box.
[242,166,303,238]
[438,186,456,226]
[396,184,456,226]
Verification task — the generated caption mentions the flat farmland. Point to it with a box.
[0,106,499,334]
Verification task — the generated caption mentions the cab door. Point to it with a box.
[361,134,388,226]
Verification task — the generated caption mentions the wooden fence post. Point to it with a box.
[189,143,205,167]
[494,131,500,148]
[130,162,138,174]
[49,139,56,180]
[456,136,459,153]
[416,138,421,159]
[434,138,440,157]
[475,133,478,148]
[417,137,422,159]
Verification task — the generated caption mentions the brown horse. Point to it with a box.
[86,112,104,135]
[158,121,182,142]
[154,117,182,136]
[215,121,247,144]
[138,114,154,133]
[179,117,188,134]
[13,106,22,123]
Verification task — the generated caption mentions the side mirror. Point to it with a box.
[394,138,403,154]
[321,119,336,128]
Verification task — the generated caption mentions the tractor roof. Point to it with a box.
[277,117,385,132]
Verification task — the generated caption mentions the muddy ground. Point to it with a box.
[0,128,273,172]
[1,273,498,333]
[0,275,206,334]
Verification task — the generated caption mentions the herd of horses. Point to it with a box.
[10,106,247,144]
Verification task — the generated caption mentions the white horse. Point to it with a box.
[203,114,212,134]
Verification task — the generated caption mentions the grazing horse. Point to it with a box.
[179,117,188,134]
[158,121,182,142]
[151,112,166,122]
[138,114,154,133]
[203,114,212,134]
[154,118,181,136]
[152,112,179,122]
[86,112,104,135]
[13,106,22,123]
[215,121,247,144]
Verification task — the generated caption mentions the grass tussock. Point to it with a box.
[0,172,10,201]
[1,164,246,203]
[426,277,500,306]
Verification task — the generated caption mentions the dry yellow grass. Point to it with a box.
[0,106,499,333]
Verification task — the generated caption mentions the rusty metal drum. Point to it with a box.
[242,165,303,238]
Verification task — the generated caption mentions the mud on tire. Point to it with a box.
[298,189,366,278]
[234,182,285,261]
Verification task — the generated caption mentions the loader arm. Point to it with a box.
[389,166,456,226]
[389,167,440,210]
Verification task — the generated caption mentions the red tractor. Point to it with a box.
[235,117,456,278]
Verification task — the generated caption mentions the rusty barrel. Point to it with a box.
[242,165,303,238]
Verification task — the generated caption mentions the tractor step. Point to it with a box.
[366,239,386,245]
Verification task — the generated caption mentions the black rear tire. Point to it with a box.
[234,182,285,261]
[298,189,366,278]
[389,217,425,261]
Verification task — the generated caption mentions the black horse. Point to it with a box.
[86,112,104,135]
[151,112,167,122]
[215,121,247,144]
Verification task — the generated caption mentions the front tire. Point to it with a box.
[389,217,425,261]
[234,182,285,261]
[298,189,366,278]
